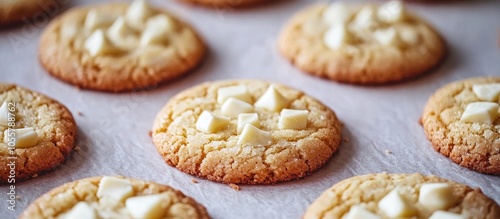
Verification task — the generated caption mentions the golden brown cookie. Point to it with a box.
[422,77,500,175]
[20,176,210,219]
[0,0,58,25]
[278,1,446,84]
[152,80,342,184]
[0,83,76,183]
[304,173,500,219]
[39,0,206,92]
[177,0,267,8]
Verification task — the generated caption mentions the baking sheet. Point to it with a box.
[1,0,499,218]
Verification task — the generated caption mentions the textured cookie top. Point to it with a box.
[304,173,500,219]
[422,77,500,174]
[152,80,342,184]
[0,84,76,183]
[20,176,210,219]
[278,1,445,84]
[39,0,205,92]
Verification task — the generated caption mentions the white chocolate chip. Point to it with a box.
[460,102,499,124]
[399,26,419,45]
[254,85,289,112]
[237,124,272,146]
[84,9,114,31]
[322,2,352,25]
[64,202,96,219]
[418,183,456,211]
[472,83,500,101]
[373,28,401,47]
[278,109,308,130]
[84,30,118,56]
[106,17,136,48]
[237,113,260,134]
[323,24,352,50]
[377,0,405,23]
[344,206,381,219]
[3,127,38,148]
[429,211,468,219]
[221,98,254,118]
[217,85,252,104]
[378,189,417,218]
[140,15,175,47]
[125,194,165,219]
[97,176,133,202]
[195,111,230,133]
[0,102,8,126]
[352,6,379,29]
[126,0,155,29]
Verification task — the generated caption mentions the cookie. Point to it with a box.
[304,173,500,219]
[0,0,57,25]
[152,80,342,184]
[177,0,267,7]
[39,0,206,92]
[0,83,76,183]
[422,77,500,175]
[278,1,446,84]
[20,176,210,219]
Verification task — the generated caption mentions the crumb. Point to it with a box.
[191,179,198,184]
[148,131,152,137]
[15,195,20,200]
[385,149,392,155]
[77,111,83,116]
[74,146,81,152]
[32,174,38,178]
[343,138,349,143]
[229,183,240,191]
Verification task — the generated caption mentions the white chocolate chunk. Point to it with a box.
[377,0,405,23]
[84,30,118,56]
[65,202,96,219]
[472,83,500,101]
[126,0,155,29]
[195,111,230,133]
[323,24,352,50]
[84,9,113,31]
[352,6,378,29]
[378,189,417,218]
[399,26,419,45]
[322,2,352,25]
[237,113,260,134]
[107,17,135,46]
[374,28,400,47]
[0,101,8,126]
[237,124,272,146]
[429,211,468,219]
[3,127,38,148]
[418,183,456,211]
[278,109,308,130]
[460,102,499,124]
[126,194,165,219]
[254,85,289,112]
[221,98,254,118]
[97,176,133,202]
[344,206,381,219]
[217,85,252,104]
[140,15,175,47]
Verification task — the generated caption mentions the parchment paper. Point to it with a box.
[1,0,499,218]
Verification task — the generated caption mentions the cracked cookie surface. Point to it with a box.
[152,80,342,184]
[304,173,500,219]
[278,3,446,84]
[39,2,206,92]
[19,176,210,219]
[0,83,76,183]
[422,77,500,174]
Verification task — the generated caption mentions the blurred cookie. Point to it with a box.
[0,83,76,183]
[422,77,500,174]
[20,176,210,219]
[178,0,267,7]
[0,0,58,25]
[152,80,342,184]
[39,0,206,92]
[278,1,446,84]
[304,173,500,219]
